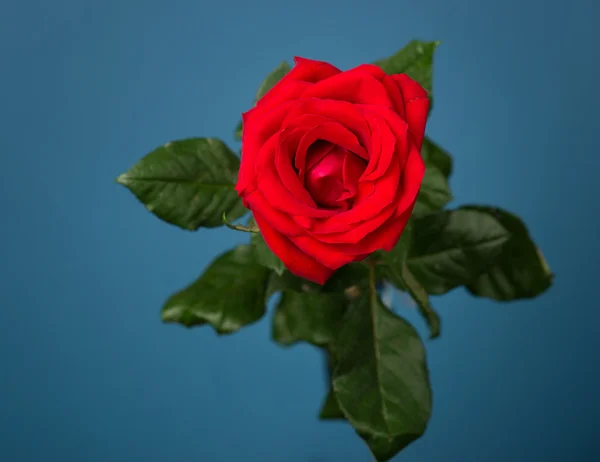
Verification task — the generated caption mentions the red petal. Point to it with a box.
[393,142,426,216]
[274,133,318,207]
[291,57,341,82]
[359,110,399,182]
[281,99,373,156]
[393,74,429,149]
[303,68,395,107]
[237,101,296,195]
[288,233,356,270]
[252,130,332,218]
[351,64,407,118]
[253,211,334,285]
[245,190,304,236]
[309,149,402,232]
[332,202,415,256]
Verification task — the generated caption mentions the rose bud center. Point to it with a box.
[303,141,367,210]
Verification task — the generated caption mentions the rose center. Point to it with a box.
[303,141,367,209]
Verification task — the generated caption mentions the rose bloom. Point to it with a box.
[236,57,429,284]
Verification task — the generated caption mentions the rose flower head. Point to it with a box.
[236,57,429,284]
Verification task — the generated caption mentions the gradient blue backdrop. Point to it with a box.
[1,1,598,461]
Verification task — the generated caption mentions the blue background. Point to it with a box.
[1,0,598,461]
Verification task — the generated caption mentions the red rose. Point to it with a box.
[236,57,429,284]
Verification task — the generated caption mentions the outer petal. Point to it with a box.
[291,57,341,83]
[364,201,415,253]
[331,201,416,256]
[393,141,426,216]
[256,57,340,109]
[309,201,397,244]
[393,74,429,149]
[302,68,395,107]
[255,80,312,112]
[393,73,427,100]
[253,211,334,285]
[288,233,356,270]
[351,64,406,118]
[237,101,296,195]
[245,190,305,236]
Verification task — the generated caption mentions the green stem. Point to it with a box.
[401,264,441,339]
[222,212,259,233]
[368,259,377,300]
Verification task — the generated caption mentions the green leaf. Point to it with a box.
[374,40,439,97]
[421,137,453,179]
[319,349,345,420]
[332,266,432,461]
[255,61,292,102]
[406,207,511,295]
[117,138,247,230]
[272,291,345,347]
[400,264,441,339]
[161,245,269,334]
[322,262,370,293]
[379,224,441,338]
[234,120,243,141]
[251,229,286,276]
[264,261,371,300]
[413,165,452,217]
[265,271,321,300]
[379,223,413,291]
[361,432,421,462]
[463,206,554,301]
[319,388,344,420]
[413,137,454,217]
[234,61,292,141]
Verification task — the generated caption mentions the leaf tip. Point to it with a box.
[272,338,295,348]
[536,247,552,276]
[115,173,130,185]
[215,327,237,336]
[161,304,180,323]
